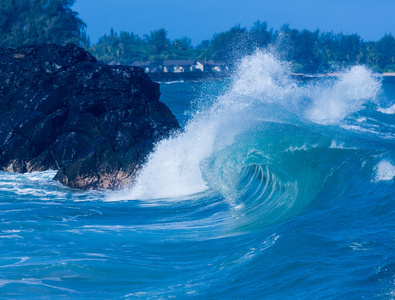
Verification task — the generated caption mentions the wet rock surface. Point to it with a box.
[0,43,180,189]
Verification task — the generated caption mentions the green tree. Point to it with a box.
[75,20,395,74]
[275,24,299,62]
[169,37,194,59]
[145,28,170,55]
[376,34,395,71]
[249,21,272,49]
[294,29,321,72]
[337,33,362,65]
[209,25,250,63]
[318,32,340,70]
[89,29,150,64]
[0,0,86,48]
[173,37,192,51]
[196,39,210,60]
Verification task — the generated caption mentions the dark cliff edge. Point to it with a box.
[0,43,180,189]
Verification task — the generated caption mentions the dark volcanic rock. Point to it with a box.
[0,43,180,189]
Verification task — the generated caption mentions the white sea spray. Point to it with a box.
[113,51,383,201]
[374,160,395,181]
[305,66,381,124]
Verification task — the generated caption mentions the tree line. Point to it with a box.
[0,0,88,49]
[1,1,394,73]
[89,23,395,73]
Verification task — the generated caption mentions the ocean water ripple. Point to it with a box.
[0,51,394,298]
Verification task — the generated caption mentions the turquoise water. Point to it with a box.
[1,52,395,299]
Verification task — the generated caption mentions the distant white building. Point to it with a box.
[163,60,197,72]
[196,60,227,72]
[131,61,158,73]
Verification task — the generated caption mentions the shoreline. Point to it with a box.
[147,71,395,83]
[147,71,230,82]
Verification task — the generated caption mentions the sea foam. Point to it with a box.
[305,66,381,124]
[375,160,395,181]
[378,103,395,114]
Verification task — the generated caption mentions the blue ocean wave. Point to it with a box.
[0,51,394,298]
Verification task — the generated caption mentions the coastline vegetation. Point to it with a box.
[88,24,395,74]
[0,1,394,73]
[0,0,89,48]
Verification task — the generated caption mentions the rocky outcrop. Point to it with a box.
[0,43,180,189]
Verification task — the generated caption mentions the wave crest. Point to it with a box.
[114,50,384,208]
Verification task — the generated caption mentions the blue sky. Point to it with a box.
[73,0,395,45]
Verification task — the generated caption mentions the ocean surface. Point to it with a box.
[1,52,394,299]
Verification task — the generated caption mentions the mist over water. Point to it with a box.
[1,50,395,298]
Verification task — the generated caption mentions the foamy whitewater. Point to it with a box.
[1,51,394,298]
